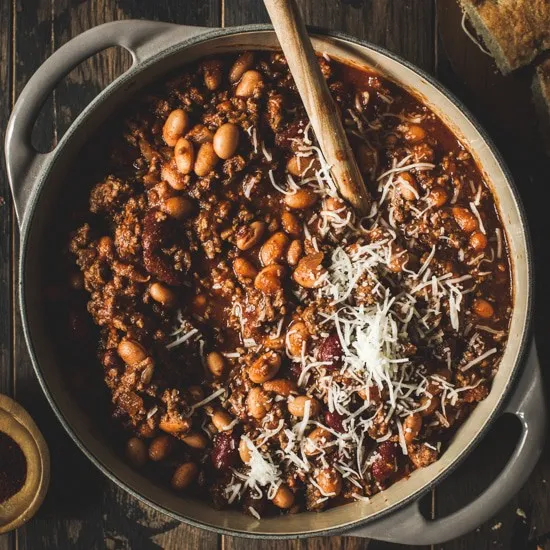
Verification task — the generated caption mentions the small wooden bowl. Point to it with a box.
[0,394,50,534]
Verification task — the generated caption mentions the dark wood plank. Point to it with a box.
[0,0,15,547]
[11,0,220,548]
[222,1,436,549]
[435,1,550,549]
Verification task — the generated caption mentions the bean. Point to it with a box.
[397,172,418,201]
[426,368,452,396]
[171,462,198,490]
[260,231,289,266]
[233,257,258,280]
[249,351,282,383]
[235,70,263,98]
[419,395,440,417]
[247,387,272,419]
[163,109,189,147]
[403,124,426,143]
[281,211,302,236]
[428,186,448,207]
[239,437,252,464]
[262,378,297,396]
[304,427,333,456]
[126,437,148,467]
[284,189,318,210]
[174,137,195,175]
[149,282,177,307]
[286,239,303,266]
[194,142,219,177]
[186,124,214,144]
[272,484,295,509]
[149,435,173,461]
[452,206,478,233]
[293,252,326,288]
[287,395,321,417]
[159,416,192,434]
[316,468,342,496]
[323,196,348,220]
[403,413,422,443]
[206,351,226,378]
[213,123,240,160]
[164,197,193,221]
[212,408,234,431]
[286,155,320,178]
[202,60,223,91]
[188,385,205,403]
[286,321,309,357]
[117,339,148,366]
[324,410,345,433]
[161,162,186,191]
[212,431,239,471]
[182,431,209,449]
[388,245,409,273]
[254,264,286,295]
[236,221,266,250]
[470,231,487,251]
[229,52,254,83]
[472,298,494,319]
[317,333,343,370]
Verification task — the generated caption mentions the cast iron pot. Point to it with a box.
[5,20,546,545]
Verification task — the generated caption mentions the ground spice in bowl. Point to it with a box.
[0,431,27,504]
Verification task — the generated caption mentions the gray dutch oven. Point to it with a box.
[5,20,547,545]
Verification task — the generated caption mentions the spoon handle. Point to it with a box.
[264,0,372,215]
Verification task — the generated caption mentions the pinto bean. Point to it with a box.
[397,172,418,201]
[287,395,321,417]
[236,221,266,250]
[272,484,295,509]
[235,70,263,98]
[316,468,342,496]
[195,142,219,177]
[293,252,326,288]
[403,413,422,443]
[171,462,198,490]
[182,431,209,449]
[174,138,195,175]
[247,387,272,419]
[149,282,177,307]
[213,123,240,160]
[420,395,440,416]
[452,206,478,233]
[211,409,234,431]
[286,239,303,266]
[284,189,318,210]
[262,378,297,396]
[403,124,426,143]
[163,109,189,146]
[286,321,309,357]
[428,186,448,207]
[260,232,289,266]
[202,59,223,91]
[233,257,258,280]
[126,437,148,467]
[304,427,333,456]
[206,351,226,378]
[159,416,192,434]
[388,245,409,273]
[239,437,252,463]
[117,339,148,366]
[281,211,302,236]
[254,264,286,295]
[248,351,282,383]
[163,196,194,220]
[472,298,494,318]
[230,52,254,83]
[149,435,173,461]
[286,155,321,178]
[470,231,488,251]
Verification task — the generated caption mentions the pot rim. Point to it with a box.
[17,23,534,538]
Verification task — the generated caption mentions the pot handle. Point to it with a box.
[5,20,211,225]
[347,338,546,545]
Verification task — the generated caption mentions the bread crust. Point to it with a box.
[460,0,550,73]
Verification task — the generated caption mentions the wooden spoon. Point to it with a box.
[263,0,372,216]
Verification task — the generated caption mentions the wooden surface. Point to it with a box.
[0,0,548,548]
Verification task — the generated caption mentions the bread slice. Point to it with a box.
[532,58,550,153]
[459,0,550,74]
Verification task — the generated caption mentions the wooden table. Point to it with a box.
[1,1,549,548]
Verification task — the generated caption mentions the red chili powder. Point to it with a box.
[0,431,27,504]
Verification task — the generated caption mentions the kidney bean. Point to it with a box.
[317,333,343,370]
[324,410,345,433]
[212,431,239,471]
[371,441,397,483]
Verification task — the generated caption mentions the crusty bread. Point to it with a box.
[532,58,550,153]
[460,0,550,74]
